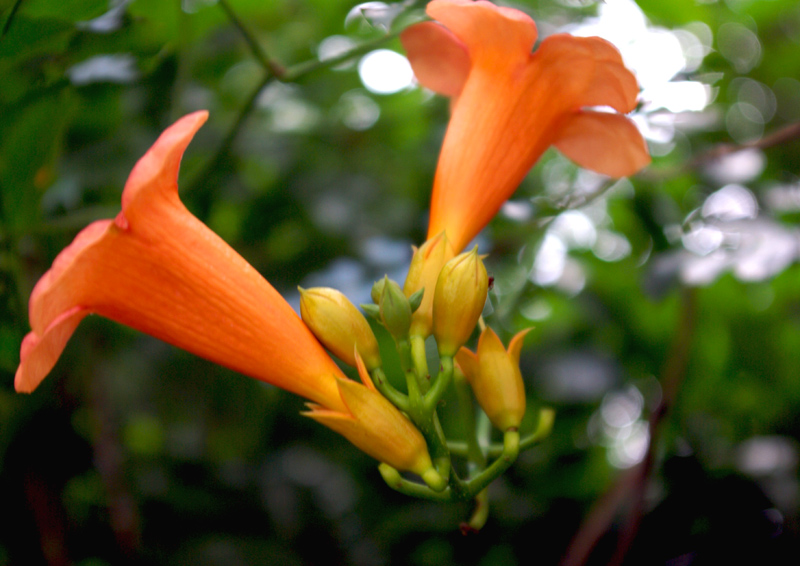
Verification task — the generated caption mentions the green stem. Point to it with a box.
[423,355,452,412]
[378,464,451,501]
[518,408,555,452]
[218,0,285,77]
[447,408,555,458]
[463,488,490,533]
[410,334,430,393]
[0,0,23,41]
[397,338,452,489]
[369,368,409,412]
[464,430,520,497]
[453,373,486,468]
[476,409,492,453]
[282,30,399,82]
[396,338,421,405]
[429,413,451,487]
[186,72,272,195]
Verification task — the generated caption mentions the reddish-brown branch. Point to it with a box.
[561,288,697,566]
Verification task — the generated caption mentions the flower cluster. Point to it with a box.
[15,0,648,520]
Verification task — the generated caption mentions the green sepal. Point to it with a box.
[370,277,387,304]
[378,277,412,340]
[408,288,424,313]
[360,303,381,319]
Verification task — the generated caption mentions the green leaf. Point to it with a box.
[0,88,75,231]
[18,0,107,22]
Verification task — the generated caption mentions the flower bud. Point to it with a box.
[432,247,488,357]
[299,287,382,370]
[404,232,455,337]
[455,327,530,431]
[305,352,435,477]
[376,277,412,340]
[370,277,386,305]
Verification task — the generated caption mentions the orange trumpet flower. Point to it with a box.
[15,111,437,474]
[15,111,345,411]
[401,0,651,253]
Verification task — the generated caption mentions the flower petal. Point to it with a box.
[401,21,470,98]
[16,306,88,393]
[305,379,433,474]
[554,111,651,177]
[454,346,478,382]
[534,34,639,113]
[507,328,531,365]
[427,0,537,69]
[18,112,347,412]
[473,327,526,431]
[416,2,648,253]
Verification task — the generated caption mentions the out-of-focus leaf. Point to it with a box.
[0,89,75,230]
[17,0,107,21]
[0,15,71,58]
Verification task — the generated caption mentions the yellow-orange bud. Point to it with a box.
[299,287,382,370]
[404,232,455,337]
[432,247,488,357]
[455,327,530,431]
[305,352,435,476]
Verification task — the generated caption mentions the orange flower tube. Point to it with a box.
[401,0,651,252]
[15,111,347,413]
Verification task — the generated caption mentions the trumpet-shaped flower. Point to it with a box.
[401,0,651,252]
[455,327,530,431]
[15,111,435,474]
[15,111,346,411]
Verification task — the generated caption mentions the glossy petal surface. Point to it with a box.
[404,0,650,252]
[17,112,346,412]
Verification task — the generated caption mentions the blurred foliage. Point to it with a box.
[3,0,800,564]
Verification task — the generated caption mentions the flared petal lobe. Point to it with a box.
[400,22,470,98]
[16,111,347,412]
[401,0,650,253]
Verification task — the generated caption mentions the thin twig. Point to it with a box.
[218,0,285,78]
[687,121,800,169]
[186,28,400,195]
[185,72,271,194]
[640,120,800,182]
[561,288,697,566]
[0,0,24,41]
[282,30,401,82]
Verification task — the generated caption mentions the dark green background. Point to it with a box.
[2,0,800,564]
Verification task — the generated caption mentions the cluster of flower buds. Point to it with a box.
[299,234,544,515]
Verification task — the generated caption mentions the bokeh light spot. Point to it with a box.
[358,50,413,94]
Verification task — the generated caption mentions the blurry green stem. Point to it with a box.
[397,338,451,487]
[423,356,452,412]
[218,0,285,77]
[282,31,400,82]
[1,0,23,40]
[463,488,490,533]
[453,373,486,468]
[464,430,519,496]
[397,338,422,404]
[447,408,555,458]
[410,335,430,392]
[378,464,451,501]
[188,7,405,194]
[186,72,271,194]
